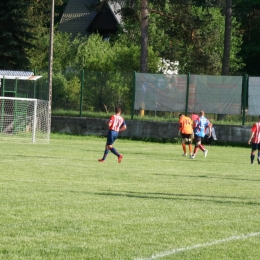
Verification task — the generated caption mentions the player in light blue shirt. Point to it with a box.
[191,111,212,159]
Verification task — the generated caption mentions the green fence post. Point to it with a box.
[0,100,3,132]
[185,73,190,115]
[15,78,18,97]
[79,69,84,117]
[242,74,248,126]
[131,71,136,120]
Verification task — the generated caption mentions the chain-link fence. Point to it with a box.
[1,77,48,101]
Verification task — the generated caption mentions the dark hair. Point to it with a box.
[179,114,183,118]
[115,106,121,113]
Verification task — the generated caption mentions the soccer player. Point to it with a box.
[248,115,260,164]
[98,106,126,163]
[178,114,193,158]
[191,110,212,159]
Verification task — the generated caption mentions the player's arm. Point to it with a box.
[119,120,127,132]
[248,132,255,144]
[107,121,112,129]
[107,116,114,128]
[248,124,256,144]
[178,119,183,136]
[119,124,126,132]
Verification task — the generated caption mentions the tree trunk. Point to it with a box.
[221,0,232,75]
[140,0,148,73]
[218,0,232,120]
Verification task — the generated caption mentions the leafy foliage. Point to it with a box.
[235,1,260,75]
[24,0,65,71]
[0,1,35,70]
[45,33,159,112]
[0,0,64,70]
[116,1,244,75]
[1,0,260,112]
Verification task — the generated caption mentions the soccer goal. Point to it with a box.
[0,97,50,144]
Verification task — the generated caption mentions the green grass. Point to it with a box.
[52,109,260,125]
[1,134,260,260]
[51,109,180,122]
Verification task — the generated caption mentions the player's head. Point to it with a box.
[115,106,121,114]
[179,113,183,118]
[199,110,205,116]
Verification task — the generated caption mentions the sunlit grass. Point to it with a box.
[0,134,260,259]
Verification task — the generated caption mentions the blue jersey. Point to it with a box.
[193,116,211,137]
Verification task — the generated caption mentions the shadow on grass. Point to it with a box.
[92,190,260,206]
[154,173,260,182]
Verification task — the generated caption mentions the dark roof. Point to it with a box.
[88,10,118,35]
[58,0,122,38]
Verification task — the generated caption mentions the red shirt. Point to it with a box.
[251,122,260,143]
[109,114,126,132]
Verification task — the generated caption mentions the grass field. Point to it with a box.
[1,134,260,260]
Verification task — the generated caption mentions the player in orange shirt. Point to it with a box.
[178,114,193,158]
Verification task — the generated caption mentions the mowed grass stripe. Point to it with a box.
[0,134,260,260]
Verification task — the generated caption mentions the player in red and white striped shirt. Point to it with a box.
[98,107,126,163]
[248,115,260,164]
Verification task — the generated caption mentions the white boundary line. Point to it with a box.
[135,232,260,260]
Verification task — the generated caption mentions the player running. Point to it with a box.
[191,111,212,159]
[98,106,126,163]
[178,114,193,158]
[248,115,260,164]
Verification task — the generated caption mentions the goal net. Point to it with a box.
[0,97,50,144]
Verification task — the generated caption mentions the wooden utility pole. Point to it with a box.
[47,0,54,137]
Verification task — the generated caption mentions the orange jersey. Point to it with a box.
[179,116,193,134]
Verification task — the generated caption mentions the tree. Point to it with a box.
[241,10,260,76]
[23,0,64,70]
[73,34,159,112]
[0,0,64,70]
[0,1,35,70]
[140,0,149,72]
[117,1,244,75]
[222,0,232,75]
[233,0,260,75]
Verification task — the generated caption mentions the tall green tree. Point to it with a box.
[233,0,260,75]
[0,1,35,70]
[117,1,244,75]
[74,34,159,112]
[222,0,232,75]
[23,0,64,70]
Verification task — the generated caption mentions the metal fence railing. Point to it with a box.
[3,70,259,126]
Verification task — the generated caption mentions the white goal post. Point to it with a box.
[0,97,50,144]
